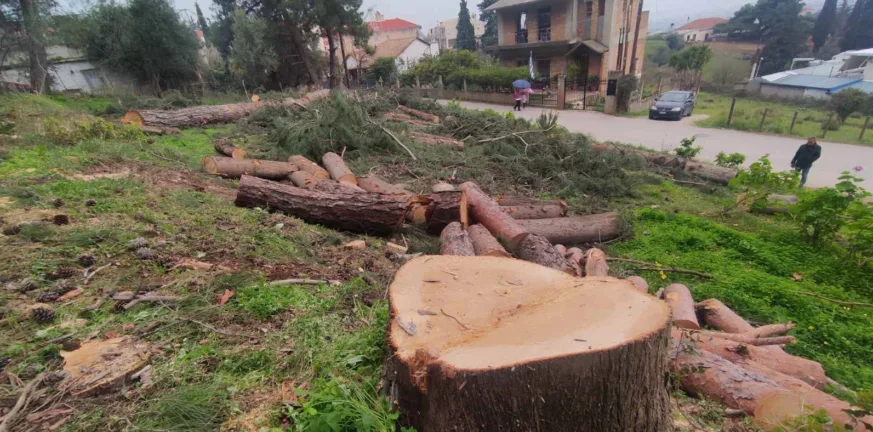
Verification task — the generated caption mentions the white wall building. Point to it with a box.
[675,17,727,43]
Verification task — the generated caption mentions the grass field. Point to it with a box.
[3,91,873,430]
[695,91,873,146]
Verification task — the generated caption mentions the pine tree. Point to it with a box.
[812,0,837,52]
[456,0,477,51]
[842,0,867,50]
[195,2,209,36]
[478,0,498,47]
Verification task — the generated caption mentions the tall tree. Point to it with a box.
[195,2,209,35]
[229,9,277,88]
[842,0,873,50]
[477,0,497,47]
[311,0,365,89]
[836,0,852,36]
[19,0,49,93]
[456,0,476,51]
[812,0,837,52]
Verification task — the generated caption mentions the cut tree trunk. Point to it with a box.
[440,222,475,256]
[500,204,566,220]
[322,152,357,185]
[201,156,297,180]
[459,182,528,251]
[468,224,510,258]
[695,299,755,333]
[410,132,463,150]
[664,284,700,330]
[214,138,246,159]
[289,155,331,180]
[514,213,620,245]
[697,332,795,346]
[312,180,365,194]
[583,248,609,277]
[357,175,410,195]
[425,191,468,235]
[141,126,181,135]
[515,234,575,274]
[745,323,795,339]
[683,161,737,185]
[626,276,649,293]
[591,142,684,169]
[554,244,567,255]
[566,247,585,277]
[234,176,412,235]
[289,171,317,189]
[397,105,439,123]
[383,112,433,128]
[431,182,455,193]
[121,90,330,128]
[693,332,828,389]
[386,256,673,432]
[495,197,568,211]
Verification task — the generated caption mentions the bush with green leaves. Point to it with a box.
[829,88,868,123]
[793,171,870,243]
[446,65,532,90]
[674,137,702,158]
[715,152,746,169]
[729,156,800,212]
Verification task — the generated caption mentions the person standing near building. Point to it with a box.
[791,137,822,187]
[513,88,523,111]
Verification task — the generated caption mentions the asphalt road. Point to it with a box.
[442,100,872,188]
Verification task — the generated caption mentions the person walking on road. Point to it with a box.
[791,137,822,187]
[513,88,523,111]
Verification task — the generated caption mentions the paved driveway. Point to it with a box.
[442,100,872,188]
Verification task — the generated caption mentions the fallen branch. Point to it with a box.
[179,318,256,339]
[267,278,342,287]
[123,295,185,310]
[477,126,555,144]
[0,373,46,432]
[696,331,796,346]
[795,291,873,309]
[744,323,795,339]
[83,264,112,285]
[608,258,712,279]
[366,116,418,161]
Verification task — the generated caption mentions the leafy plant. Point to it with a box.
[793,171,870,242]
[729,156,800,212]
[674,137,702,158]
[715,152,747,169]
[829,88,868,123]
[286,377,403,432]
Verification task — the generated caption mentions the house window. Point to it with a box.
[516,12,528,44]
[517,58,530,67]
[537,59,551,77]
[537,7,552,42]
[598,0,605,16]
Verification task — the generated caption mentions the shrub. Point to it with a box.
[730,156,800,212]
[43,117,143,146]
[674,137,702,158]
[793,171,870,242]
[821,115,841,131]
[829,88,868,123]
[715,152,747,169]
[446,65,531,91]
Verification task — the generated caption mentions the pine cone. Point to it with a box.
[36,290,61,303]
[0,357,9,371]
[32,307,56,324]
[2,224,21,236]
[46,266,77,281]
[85,199,97,207]
[135,247,155,260]
[78,253,95,267]
[52,198,65,208]
[52,214,70,226]
[128,237,149,250]
[18,278,39,292]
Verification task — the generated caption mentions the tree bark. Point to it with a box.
[590,142,684,169]
[289,171,317,189]
[387,256,673,432]
[664,284,700,330]
[695,298,754,333]
[566,247,585,276]
[234,175,412,235]
[440,222,475,256]
[425,191,468,235]
[697,332,795,346]
[583,248,609,277]
[468,224,510,257]
[287,22,321,86]
[459,182,528,251]
[501,204,566,220]
[495,197,568,211]
[516,234,575,274]
[684,161,737,185]
[626,276,649,293]
[410,132,463,150]
[321,152,357,185]
[398,105,439,123]
[514,213,620,245]
[20,0,47,94]
[745,323,795,339]
[214,138,246,159]
[357,175,410,195]
[202,156,297,180]
[121,90,330,128]
[289,155,331,180]
[324,27,338,89]
[312,180,365,194]
[431,182,455,193]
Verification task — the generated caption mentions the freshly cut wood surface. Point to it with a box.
[516,234,575,274]
[696,298,755,333]
[289,155,330,180]
[431,182,455,193]
[459,182,528,251]
[235,176,411,235]
[467,224,510,257]
[566,247,584,277]
[410,132,463,150]
[214,138,246,159]
[387,256,672,431]
[515,213,620,245]
[398,105,439,123]
[746,323,795,339]
[500,204,566,220]
[322,152,357,185]
[664,284,700,330]
[425,191,467,235]
[626,276,649,293]
[201,156,297,180]
[440,222,475,256]
[554,244,567,255]
[289,171,317,189]
[583,248,609,277]
[357,175,409,195]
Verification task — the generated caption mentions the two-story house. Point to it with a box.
[486,0,648,90]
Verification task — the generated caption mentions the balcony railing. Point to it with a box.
[516,30,529,44]
[538,27,552,42]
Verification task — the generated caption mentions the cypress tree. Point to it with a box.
[812,0,837,52]
[842,0,867,50]
[478,0,498,47]
[456,0,477,51]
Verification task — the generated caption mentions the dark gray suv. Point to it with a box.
[649,91,696,121]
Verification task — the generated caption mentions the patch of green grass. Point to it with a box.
[695,91,873,146]
[136,384,231,432]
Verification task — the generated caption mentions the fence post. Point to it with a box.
[789,111,799,134]
[727,97,736,127]
[463,78,468,93]
[656,77,662,96]
[438,75,444,89]
[861,116,871,141]
[822,113,834,139]
[416,76,421,89]
[758,108,768,131]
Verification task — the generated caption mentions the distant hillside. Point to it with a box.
[647,0,825,33]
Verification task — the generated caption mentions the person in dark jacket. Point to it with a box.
[791,137,822,187]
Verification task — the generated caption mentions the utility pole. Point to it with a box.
[628,0,645,76]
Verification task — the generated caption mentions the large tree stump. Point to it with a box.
[214,138,246,159]
[425,191,467,235]
[322,152,357,185]
[386,256,673,432]
[440,222,475,256]
[467,224,510,257]
[121,90,330,128]
[515,213,621,245]
[515,234,576,274]
[289,155,331,180]
[201,156,298,180]
[459,182,528,251]
[234,176,412,235]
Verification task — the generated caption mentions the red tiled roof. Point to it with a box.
[677,18,727,31]
[368,18,420,32]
